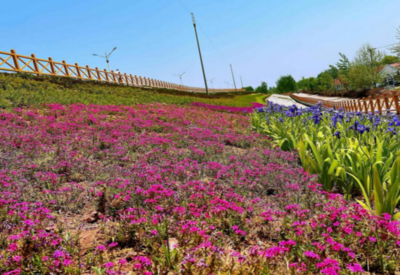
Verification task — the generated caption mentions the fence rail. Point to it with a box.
[0,49,243,93]
[290,93,400,115]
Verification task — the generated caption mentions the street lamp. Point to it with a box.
[173,72,186,87]
[93,47,117,71]
[208,78,215,90]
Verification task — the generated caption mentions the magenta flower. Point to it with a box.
[347,263,364,272]
[303,251,320,260]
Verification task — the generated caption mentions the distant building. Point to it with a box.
[333,78,343,91]
[380,62,400,87]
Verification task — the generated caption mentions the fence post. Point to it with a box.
[118,72,122,84]
[48,57,56,75]
[104,69,110,82]
[95,67,101,81]
[369,98,374,114]
[352,100,357,112]
[384,96,390,111]
[75,63,82,80]
[357,99,362,113]
[362,99,368,113]
[376,97,382,115]
[10,49,21,72]
[86,65,92,80]
[111,71,116,83]
[31,54,40,76]
[62,60,69,77]
[392,91,400,115]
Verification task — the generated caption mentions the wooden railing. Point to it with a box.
[0,49,243,93]
[290,93,400,115]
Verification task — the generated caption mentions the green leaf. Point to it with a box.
[373,166,383,216]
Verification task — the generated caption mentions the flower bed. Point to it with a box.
[0,103,400,274]
[191,102,264,113]
[252,102,400,219]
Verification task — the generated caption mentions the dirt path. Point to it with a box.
[266,94,307,108]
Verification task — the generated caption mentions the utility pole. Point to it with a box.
[240,76,244,88]
[191,13,209,95]
[230,64,237,91]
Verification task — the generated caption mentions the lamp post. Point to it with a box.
[191,13,209,95]
[173,72,186,87]
[230,64,237,91]
[208,78,215,91]
[93,47,117,71]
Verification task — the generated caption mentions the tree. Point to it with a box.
[390,27,400,58]
[381,55,400,65]
[276,75,297,93]
[352,43,384,88]
[316,72,334,93]
[336,53,350,76]
[337,73,350,93]
[326,65,339,79]
[348,63,379,90]
[297,77,317,93]
[255,82,268,93]
[243,86,254,92]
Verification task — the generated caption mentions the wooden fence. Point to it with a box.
[0,49,242,93]
[290,92,400,115]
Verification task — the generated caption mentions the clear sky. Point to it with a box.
[1,0,400,89]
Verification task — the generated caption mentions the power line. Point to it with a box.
[374,43,399,49]
[176,0,190,13]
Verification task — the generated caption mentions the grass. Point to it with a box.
[231,93,269,106]
[0,72,259,109]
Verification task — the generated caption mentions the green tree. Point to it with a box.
[276,75,297,93]
[390,27,400,58]
[243,86,254,92]
[381,55,400,65]
[255,82,268,93]
[316,72,334,93]
[352,43,384,88]
[337,73,350,93]
[336,53,350,76]
[326,65,339,79]
[348,63,378,90]
[297,77,317,93]
[297,77,307,91]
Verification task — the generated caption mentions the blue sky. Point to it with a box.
[1,0,400,89]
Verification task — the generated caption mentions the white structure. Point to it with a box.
[380,62,400,87]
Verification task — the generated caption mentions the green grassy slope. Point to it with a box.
[232,93,268,106]
[0,73,262,108]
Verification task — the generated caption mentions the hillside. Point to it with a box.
[0,72,259,109]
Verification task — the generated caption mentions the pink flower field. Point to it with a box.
[1,103,400,274]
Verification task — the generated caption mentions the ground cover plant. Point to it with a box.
[1,103,400,274]
[252,102,400,220]
[191,102,264,113]
[0,73,254,109]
